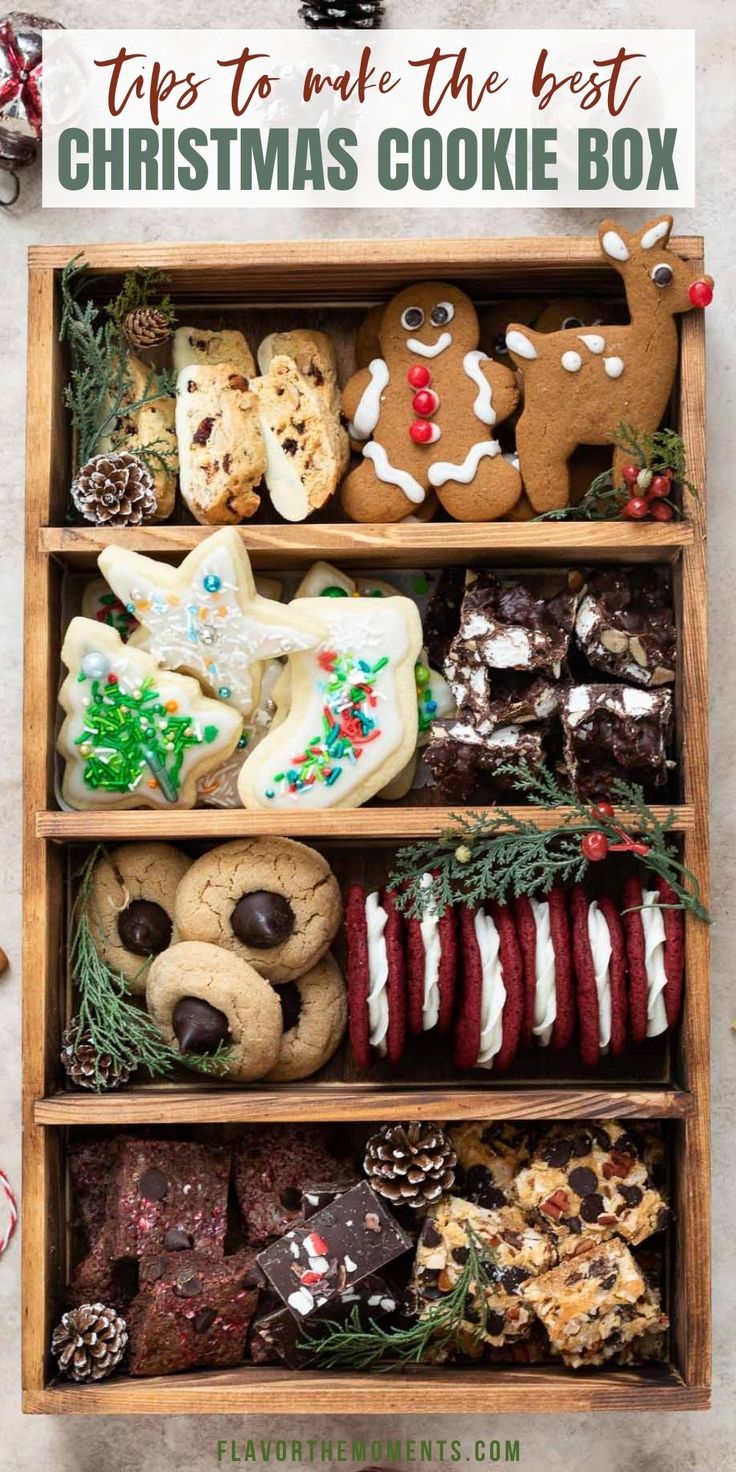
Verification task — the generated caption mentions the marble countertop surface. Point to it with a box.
[0,0,733,1466]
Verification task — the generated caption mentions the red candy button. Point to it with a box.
[407,364,431,389]
[410,420,435,444]
[412,388,439,417]
[689,279,713,307]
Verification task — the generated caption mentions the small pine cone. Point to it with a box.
[299,0,384,27]
[71,451,157,527]
[364,1122,457,1209]
[60,1017,131,1092]
[123,306,172,368]
[51,1303,128,1382]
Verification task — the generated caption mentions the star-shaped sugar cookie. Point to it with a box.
[98,529,325,719]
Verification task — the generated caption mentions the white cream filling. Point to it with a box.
[530,898,557,1048]
[365,892,389,1055]
[641,888,668,1038]
[474,910,506,1068]
[587,900,612,1053]
[419,872,441,1031]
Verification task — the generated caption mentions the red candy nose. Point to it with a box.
[689,279,713,307]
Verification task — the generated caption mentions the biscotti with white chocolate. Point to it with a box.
[258,330,350,475]
[173,326,255,377]
[175,364,265,524]
[253,355,340,523]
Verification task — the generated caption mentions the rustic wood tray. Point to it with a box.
[22,237,710,1414]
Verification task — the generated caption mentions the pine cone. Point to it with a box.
[71,451,157,527]
[51,1303,128,1382]
[299,0,384,27]
[364,1123,457,1209]
[60,1017,131,1092]
[123,306,172,368]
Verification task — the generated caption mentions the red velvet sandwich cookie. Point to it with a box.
[454,902,523,1072]
[570,887,627,1068]
[405,872,457,1036]
[345,884,406,1069]
[621,875,684,1042]
[515,886,575,1051]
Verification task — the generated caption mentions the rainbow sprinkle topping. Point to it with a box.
[266,649,388,799]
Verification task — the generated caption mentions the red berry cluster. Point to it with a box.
[621,463,675,522]
[581,802,650,862]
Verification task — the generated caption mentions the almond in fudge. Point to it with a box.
[561,683,673,798]
[574,568,676,688]
[519,1235,668,1367]
[128,1249,259,1376]
[106,1138,231,1260]
[256,1181,412,1320]
[233,1126,357,1247]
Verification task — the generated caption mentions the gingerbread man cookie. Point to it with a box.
[341,283,521,523]
[506,216,714,513]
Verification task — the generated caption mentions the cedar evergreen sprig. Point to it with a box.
[60,256,177,471]
[389,763,710,924]
[105,268,175,336]
[299,1228,497,1370]
[68,846,231,1089]
[534,423,696,521]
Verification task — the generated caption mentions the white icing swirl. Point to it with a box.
[427,439,500,488]
[407,332,452,358]
[365,892,390,1055]
[473,910,507,1068]
[363,441,426,505]
[587,901,612,1052]
[419,872,441,1031]
[463,350,496,425]
[530,898,557,1048]
[349,358,389,441]
[641,888,668,1038]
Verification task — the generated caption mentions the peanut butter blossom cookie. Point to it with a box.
[146,940,283,1083]
[265,952,348,1082]
[174,837,342,983]
[89,842,191,993]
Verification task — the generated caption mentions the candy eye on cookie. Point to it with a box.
[431,301,455,327]
[651,264,674,287]
[401,306,425,330]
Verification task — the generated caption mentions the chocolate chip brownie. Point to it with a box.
[129,1249,259,1376]
[175,363,265,524]
[519,1235,668,1367]
[106,1138,231,1260]
[411,1195,557,1358]
[515,1122,669,1246]
[233,1125,357,1246]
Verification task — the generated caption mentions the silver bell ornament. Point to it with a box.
[0,12,63,206]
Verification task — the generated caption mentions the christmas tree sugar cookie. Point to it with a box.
[58,618,243,810]
[238,596,423,811]
[98,529,325,719]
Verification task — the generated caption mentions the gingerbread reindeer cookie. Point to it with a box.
[506,216,714,513]
[341,283,522,523]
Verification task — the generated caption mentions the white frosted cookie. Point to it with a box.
[58,617,243,810]
[253,356,340,522]
[258,330,350,475]
[238,595,423,810]
[99,528,324,720]
[173,326,255,377]
[175,364,265,524]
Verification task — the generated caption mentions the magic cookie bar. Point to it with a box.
[561,683,673,798]
[574,568,676,688]
[519,1236,668,1367]
[450,1122,536,1209]
[457,570,581,675]
[515,1121,669,1246]
[410,1195,557,1357]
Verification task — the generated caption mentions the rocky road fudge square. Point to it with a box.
[410,1194,557,1357]
[574,567,676,688]
[561,683,673,799]
[515,1121,669,1246]
[456,569,581,675]
[519,1235,669,1368]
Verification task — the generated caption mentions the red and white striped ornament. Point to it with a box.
[0,1168,18,1255]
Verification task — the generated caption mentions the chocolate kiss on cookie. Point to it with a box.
[454,903,523,1072]
[405,872,457,1036]
[570,887,627,1068]
[620,875,683,1042]
[174,837,342,984]
[514,887,575,1051]
[89,842,192,994]
[265,954,348,1082]
[146,940,283,1083]
[345,884,406,1069]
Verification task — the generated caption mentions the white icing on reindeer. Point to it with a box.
[578,334,605,354]
[349,359,390,441]
[505,329,537,360]
[640,219,671,250]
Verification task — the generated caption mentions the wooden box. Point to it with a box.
[22,237,710,1414]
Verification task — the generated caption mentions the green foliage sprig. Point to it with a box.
[60,256,176,471]
[534,423,696,522]
[389,763,710,924]
[69,846,231,1089]
[299,1228,497,1370]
